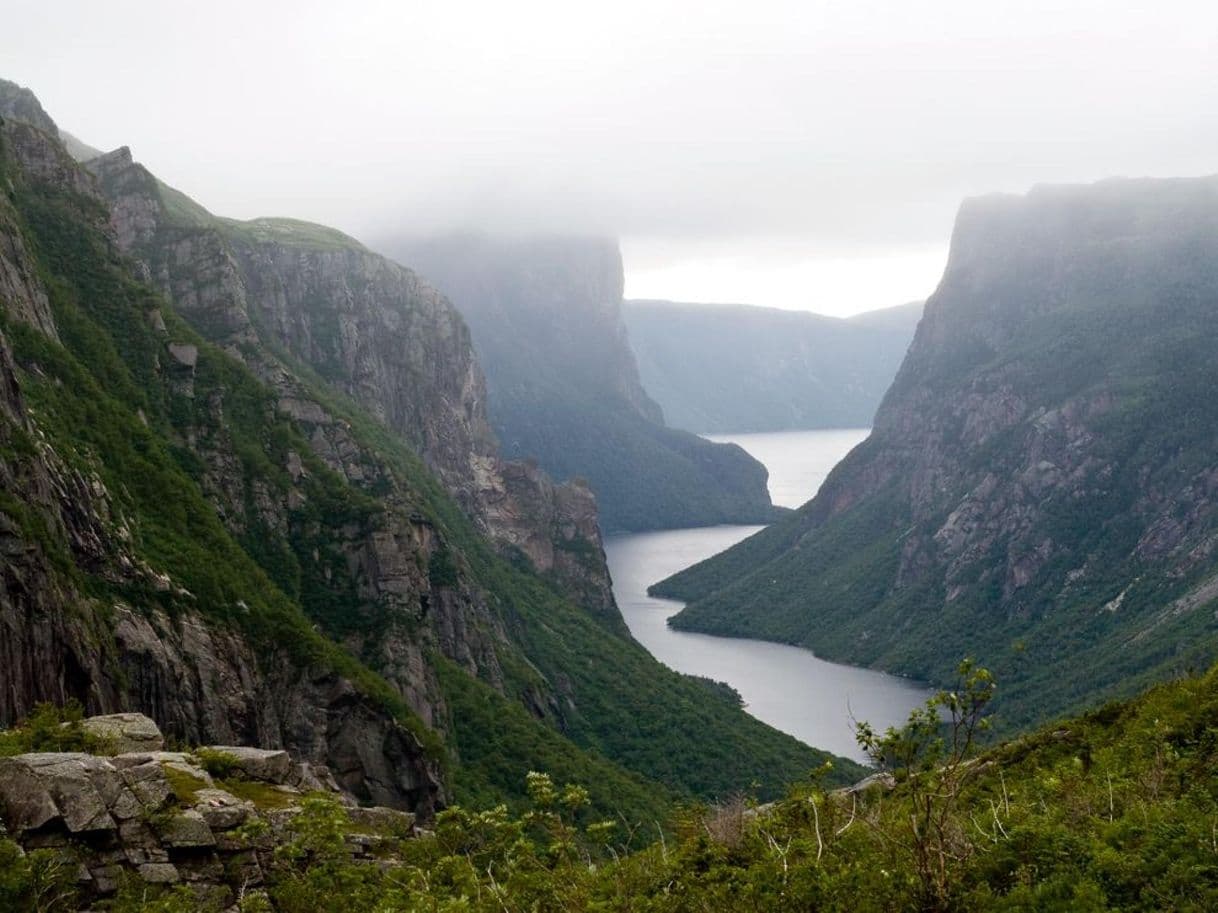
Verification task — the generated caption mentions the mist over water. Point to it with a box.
[606,428,929,762]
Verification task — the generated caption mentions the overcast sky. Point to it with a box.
[4,1,1216,315]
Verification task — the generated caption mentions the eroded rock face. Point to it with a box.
[476,456,617,621]
[0,725,416,907]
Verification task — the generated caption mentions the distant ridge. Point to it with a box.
[623,298,922,433]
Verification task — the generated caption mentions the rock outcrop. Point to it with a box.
[660,174,1218,728]
[0,715,416,908]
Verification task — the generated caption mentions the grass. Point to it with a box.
[161,764,209,806]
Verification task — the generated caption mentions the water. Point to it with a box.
[704,428,871,508]
[605,428,930,762]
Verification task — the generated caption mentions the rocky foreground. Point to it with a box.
[0,713,416,909]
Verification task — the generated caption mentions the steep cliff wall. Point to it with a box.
[384,233,778,531]
[658,175,1218,729]
[82,147,616,619]
[0,117,446,812]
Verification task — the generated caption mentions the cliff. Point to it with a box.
[382,233,778,532]
[657,175,1218,729]
[624,299,921,433]
[0,115,447,812]
[83,146,617,619]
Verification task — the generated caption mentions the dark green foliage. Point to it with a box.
[0,702,108,757]
[0,839,79,913]
[436,658,677,822]
[18,663,1218,911]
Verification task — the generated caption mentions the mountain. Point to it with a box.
[624,299,922,433]
[846,299,925,331]
[655,175,1218,731]
[0,80,853,823]
[83,146,623,618]
[378,234,779,531]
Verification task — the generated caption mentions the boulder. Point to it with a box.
[137,862,180,884]
[80,713,164,753]
[89,864,124,895]
[0,756,59,832]
[167,342,198,367]
[113,751,214,790]
[192,788,251,830]
[0,753,117,833]
[118,759,174,810]
[290,760,342,795]
[201,746,291,783]
[156,810,215,848]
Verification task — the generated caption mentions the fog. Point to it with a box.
[3,0,1216,314]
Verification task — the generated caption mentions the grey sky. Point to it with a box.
[4,0,1216,315]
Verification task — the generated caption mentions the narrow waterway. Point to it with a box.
[604,428,931,762]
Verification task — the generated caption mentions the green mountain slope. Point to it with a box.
[0,86,853,824]
[656,176,1218,733]
[624,299,921,433]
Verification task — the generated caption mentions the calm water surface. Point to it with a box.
[705,428,870,508]
[605,428,930,762]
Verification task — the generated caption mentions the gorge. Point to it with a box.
[604,427,930,761]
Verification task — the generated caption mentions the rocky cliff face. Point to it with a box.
[660,175,1218,728]
[384,233,778,532]
[0,118,445,812]
[81,147,615,619]
[0,79,58,138]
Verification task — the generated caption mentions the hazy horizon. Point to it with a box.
[4,0,1215,316]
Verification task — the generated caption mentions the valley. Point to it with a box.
[605,429,930,761]
[3,6,1218,903]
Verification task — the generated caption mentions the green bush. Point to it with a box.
[0,701,109,757]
